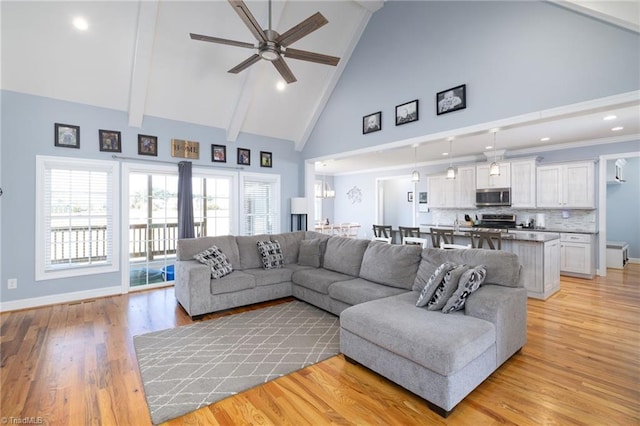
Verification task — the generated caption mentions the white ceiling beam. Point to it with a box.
[294,0,383,150]
[548,0,640,34]
[226,0,287,142]
[128,0,159,128]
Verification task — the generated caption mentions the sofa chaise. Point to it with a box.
[174,231,527,416]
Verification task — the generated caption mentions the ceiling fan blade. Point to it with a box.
[228,54,261,74]
[228,0,267,43]
[284,48,340,66]
[190,33,255,49]
[272,56,297,84]
[276,12,328,47]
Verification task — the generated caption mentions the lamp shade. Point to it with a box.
[291,197,308,214]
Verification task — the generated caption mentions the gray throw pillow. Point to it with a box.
[416,261,456,307]
[193,245,233,279]
[426,264,470,311]
[442,265,488,313]
[257,240,284,269]
[298,238,324,267]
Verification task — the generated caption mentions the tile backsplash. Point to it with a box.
[429,208,597,232]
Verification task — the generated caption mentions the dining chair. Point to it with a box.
[340,223,360,238]
[430,228,455,248]
[470,230,502,250]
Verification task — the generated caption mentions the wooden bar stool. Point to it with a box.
[373,225,393,239]
[470,230,502,250]
[399,226,420,244]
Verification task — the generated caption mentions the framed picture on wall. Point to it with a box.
[237,148,250,165]
[138,134,158,156]
[407,192,414,202]
[436,84,466,115]
[395,99,419,125]
[54,123,80,148]
[212,144,226,163]
[362,111,382,134]
[99,129,121,152]
[419,191,427,203]
[260,151,272,168]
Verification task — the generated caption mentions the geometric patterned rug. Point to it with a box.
[133,301,340,424]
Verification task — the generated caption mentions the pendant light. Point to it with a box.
[489,130,500,176]
[446,138,456,179]
[316,163,335,198]
[411,145,420,182]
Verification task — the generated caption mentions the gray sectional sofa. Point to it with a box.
[174,230,527,416]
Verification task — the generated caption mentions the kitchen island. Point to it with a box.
[418,226,560,300]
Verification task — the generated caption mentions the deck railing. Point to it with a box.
[51,221,205,263]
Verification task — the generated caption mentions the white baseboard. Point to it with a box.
[0,286,123,313]
[629,258,639,264]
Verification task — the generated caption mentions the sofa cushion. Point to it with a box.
[236,234,271,270]
[193,245,234,279]
[292,268,354,295]
[271,231,305,264]
[243,267,293,287]
[416,261,457,307]
[298,238,327,267]
[322,237,370,277]
[209,270,256,295]
[426,264,470,311]
[359,241,422,289]
[340,291,496,376]
[328,278,407,306]
[442,265,487,314]
[257,240,284,269]
[413,248,521,291]
[177,235,240,265]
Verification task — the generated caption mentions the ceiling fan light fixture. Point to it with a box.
[260,45,280,61]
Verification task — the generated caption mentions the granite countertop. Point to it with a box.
[418,225,560,243]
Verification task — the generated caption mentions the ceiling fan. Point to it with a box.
[189,0,340,84]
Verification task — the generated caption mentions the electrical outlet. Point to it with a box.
[8,278,17,289]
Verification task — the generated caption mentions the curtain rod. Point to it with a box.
[111,154,245,170]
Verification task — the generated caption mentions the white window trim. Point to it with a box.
[35,155,120,281]
[239,172,281,235]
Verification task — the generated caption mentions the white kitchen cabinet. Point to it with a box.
[536,161,594,208]
[510,159,537,208]
[455,166,476,208]
[476,162,511,189]
[428,166,476,208]
[560,233,595,278]
[427,175,456,208]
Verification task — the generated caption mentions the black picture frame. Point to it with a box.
[237,148,250,165]
[211,144,226,163]
[436,84,466,115]
[98,129,121,153]
[54,123,80,148]
[260,151,272,168]
[138,134,158,156]
[407,192,414,202]
[396,99,419,125]
[419,191,428,203]
[362,111,382,134]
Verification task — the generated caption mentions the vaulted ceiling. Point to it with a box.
[1,0,638,174]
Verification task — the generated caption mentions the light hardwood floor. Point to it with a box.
[1,265,638,425]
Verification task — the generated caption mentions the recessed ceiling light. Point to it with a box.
[540,137,551,142]
[73,16,89,31]
[276,81,286,91]
[603,115,617,121]
[485,145,493,150]
[442,152,449,156]
[611,126,624,131]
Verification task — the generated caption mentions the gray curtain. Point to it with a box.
[178,161,195,239]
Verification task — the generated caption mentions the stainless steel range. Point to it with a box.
[474,214,517,230]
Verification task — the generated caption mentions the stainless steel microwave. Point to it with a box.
[475,188,511,207]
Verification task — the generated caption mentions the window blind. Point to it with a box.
[241,174,279,235]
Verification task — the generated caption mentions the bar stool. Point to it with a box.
[373,225,393,239]
[399,226,420,244]
[431,227,470,249]
[470,230,502,250]
[402,236,429,248]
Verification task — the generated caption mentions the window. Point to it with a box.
[240,172,280,235]
[36,156,119,280]
[193,174,234,237]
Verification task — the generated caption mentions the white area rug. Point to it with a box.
[133,301,340,424]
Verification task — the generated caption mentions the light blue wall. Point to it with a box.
[0,90,302,303]
[606,156,640,258]
[304,1,640,160]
